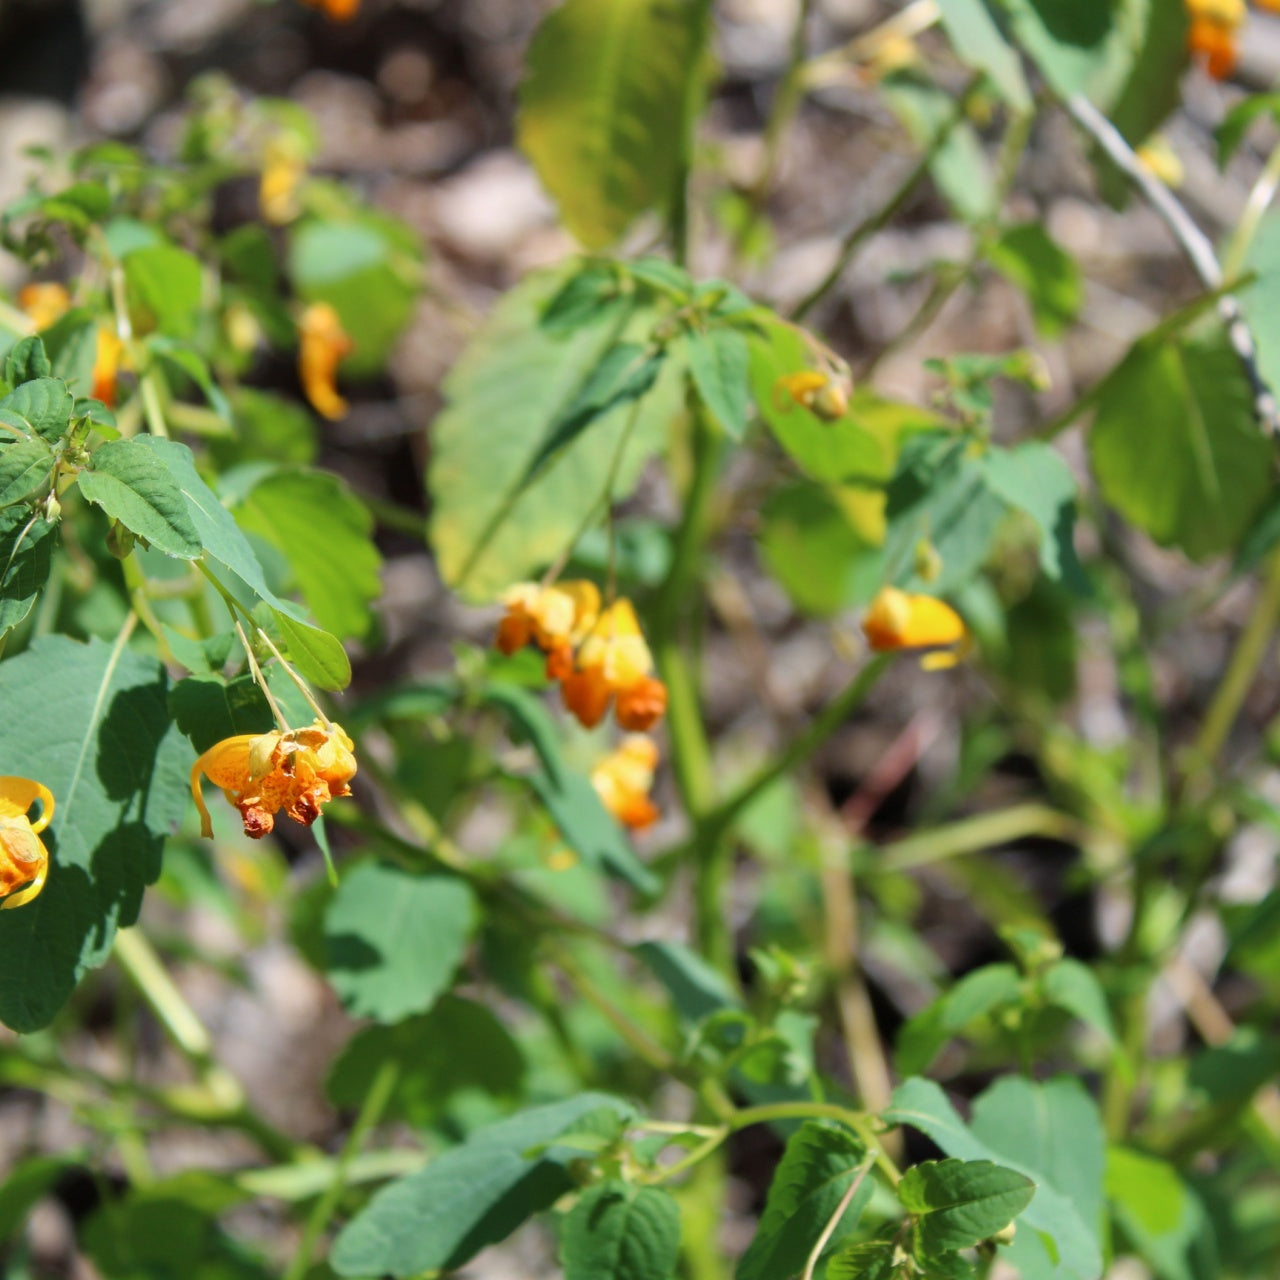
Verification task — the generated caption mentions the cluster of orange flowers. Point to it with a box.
[0,778,55,910]
[495,580,666,830]
[18,284,124,406]
[190,719,357,839]
[496,581,668,732]
[1187,0,1280,78]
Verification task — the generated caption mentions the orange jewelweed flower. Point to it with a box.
[1188,15,1239,75]
[591,735,660,831]
[17,282,71,331]
[191,720,356,840]
[862,587,967,670]
[299,302,354,420]
[302,0,360,19]
[772,370,849,422]
[0,777,55,910]
[562,598,667,731]
[495,580,601,664]
[93,326,125,407]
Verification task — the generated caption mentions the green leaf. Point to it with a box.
[0,635,189,1031]
[40,312,99,397]
[484,683,658,894]
[233,467,381,641]
[168,674,273,754]
[0,439,53,507]
[323,861,476,1022]
[3,335,52,385]
[900,1158,1035,1253]
[882,71,995,222]
[523,343,666,485]
[735,1121,871,1280]
[686,327,750,439]
[429,266,682,601]
[1000,0,1140,106]
[1089,323,1271,560]
[269,607,352,691]
[288,215,422,376]
[541,260,632,335]
[1218,93,1280,168]
[331,1093,635,1276]
[327,995,524,1125]
[1104,0,1188,157]
[987,224,1082,337]
[0,376,75,443]
[561,1181,681,1280]
[825,1240,900,1280]
[760,481,884,617]
[1106,1147,1211,1280]
[124,243,204,338]
[1041,958,1115,1042]
[633,938,741,1024]
[216,387,317,467]
[517,0,709,247]
[885,1077,1102,1280]
[0,508,57,640]
[896,963,1023,1076]
[937,0,1032,110]
[980,442,1083,584]
[78,438,203,559]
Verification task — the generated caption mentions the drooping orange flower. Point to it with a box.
[191,721,356,840]
[495,579,601,679]
[562,598,667,731]
[591,735,660,830]
[862,587,967,670]
[1185,0,1245,76]
[0,777,55,910]
[298,302,354,420]
[301,0,361,19]
[772,370,849,422]
[93,327,125,407]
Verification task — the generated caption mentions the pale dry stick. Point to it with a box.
[1065,93,1280,436]
[800,1156,876,1280]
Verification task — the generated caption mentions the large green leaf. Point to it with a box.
[899,1158,1035,1254]
[323,861,476,1022]
[331,1093,635,1276]
[517,0,708,247]
[1106,1147,1213,1280]
[326,995,524,1125]
[78,438,203,559]
[124,243,203,338]
[0,635,189,1031]
[0,507,57,639]
[0,439,54,508]
[561,1181,681,1280]
[428,267,681,602]
[736,1121,871,1280]
[1089,324,1271,560]
[233,467,381,641]
[168,674,274,754]
[987,223,1082,338]
[886,1077,1102,1280]
[686,326,750,439]
[0,377,75,443]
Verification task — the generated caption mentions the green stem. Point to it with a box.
[1222,136,1280,281]
[790,75,983,322]
[800,1157,875,1280]
[238,1149,424,1201]
[873,802,1082,873]
[671,0,715,264]
[1181,546,1280,789]
[283,1059,400,1280]
[112,928,300,1162]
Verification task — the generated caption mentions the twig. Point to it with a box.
[1065,93,1280,435]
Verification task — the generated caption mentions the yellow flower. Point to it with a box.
[562,599,667,731]
[772,370,849,422]
[191,721,356,840]
[260,136,307,225]
[17,283,71,331]
[302,0,361,19]
[591,735,660,830]
[1136,136,1185,189]
[299,302,354,420]
[0,777,55,910]
[862,587,967,670]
